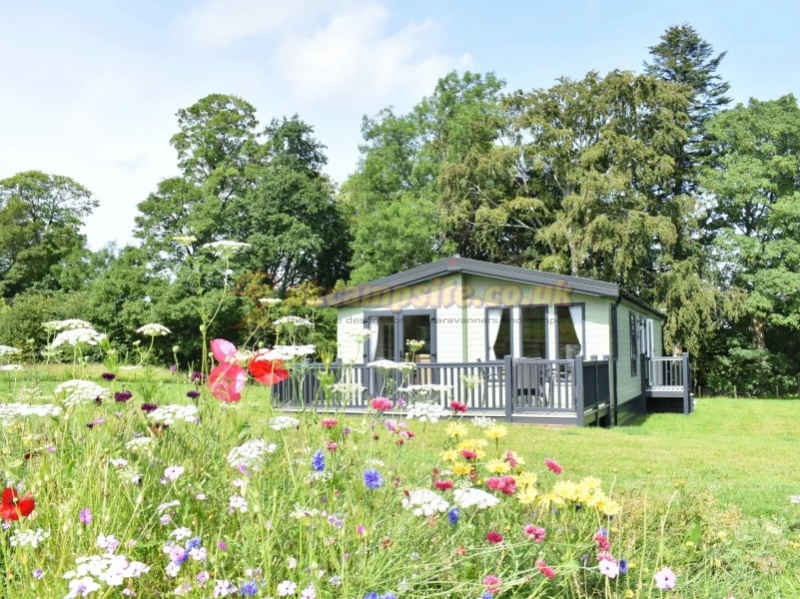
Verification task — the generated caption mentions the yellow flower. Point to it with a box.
[579,476,602,492]
[514,471,538,488]
[536,492,564,511]
[441,449,459,462]
[456,439,488,451]
[585,490,606,509]
[445,422,468,439]
[452,462,473,476]
[483,425,508,440]
[485,460,511,474]
[598,497,620,517]
[552,480,578,502]
[517,486,538,505]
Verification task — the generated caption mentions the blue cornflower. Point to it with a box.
[240,580,258,596]
[381,593,397,599]
[364,593,379,599]
[481,593,494,599]
[185,537,202,551]
[448,507,460,525]
[597,526,608,538]
[619,559,628,575]
[363,468,383,490]
[312,450,325,472]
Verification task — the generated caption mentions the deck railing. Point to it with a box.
[271,355,612,422]
[644,353,693,415]
[647,356,685,388]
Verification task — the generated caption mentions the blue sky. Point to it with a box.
[0,0,797,249]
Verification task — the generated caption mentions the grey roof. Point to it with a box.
[322,256,664,319]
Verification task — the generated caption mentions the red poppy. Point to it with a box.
[248,358,289,385]
[1,487,35,521]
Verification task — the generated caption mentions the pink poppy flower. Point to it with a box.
[211,338,238,364]
[209,363,246,403]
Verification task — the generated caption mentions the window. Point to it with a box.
[486,308,512,360]
[403,314,431,361]
[520,306,547,358]
[372,316,396,361]
[629,312,637,376]
[556,305,583,359]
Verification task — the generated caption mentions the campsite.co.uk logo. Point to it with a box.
[322,277,575,311]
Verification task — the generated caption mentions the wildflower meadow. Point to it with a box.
[0,243,798,598]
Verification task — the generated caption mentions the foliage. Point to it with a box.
[0,171,97,298]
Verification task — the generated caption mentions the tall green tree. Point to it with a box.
[343,108,448,283]
[645,24,731,236]
[0,171,96,297]
[344,71,506,281]
[232,116,351,290]
[703,95,800,351]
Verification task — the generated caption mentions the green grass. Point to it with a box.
[409,397,800,519]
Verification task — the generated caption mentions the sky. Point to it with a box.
[0,0,797,250]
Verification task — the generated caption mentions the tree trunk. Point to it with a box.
[750,315,767,350]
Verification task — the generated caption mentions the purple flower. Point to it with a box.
[170,364,178,372]
[619,559,628,575]
[101,372,116,381]
[114,390,133,402]
[448,507,459,525]
[141,403,158,413]
[218,540,227,551]
[185,537,202,551]
[79,508,92,524]
[363,469,383,490]
[364,593,379,599]
[169,546,187,565]
[312,450,325,472]
[240,580,258,596]
[186,390,200,399]
[32,569,44,580]
[191,371,205,384]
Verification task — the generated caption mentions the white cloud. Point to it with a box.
[275,3,472,104]
[182,0,472,105]
[182,0,352,48]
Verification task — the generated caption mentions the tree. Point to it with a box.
[645,24,731,226]
[232,116,351,291]
[343,107,449,283]
[504,71,689,286]
[170,93,261,199]
[702,95,800,352]
[0,171,97,297]
[344,72,506,281]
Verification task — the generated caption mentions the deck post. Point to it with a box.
[574,355,584,426]
[682,352,691,415]
[503,355,514,422]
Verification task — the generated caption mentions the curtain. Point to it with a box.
[369,318,379,361]
[487,308,503,360]
[568,305,584,357]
